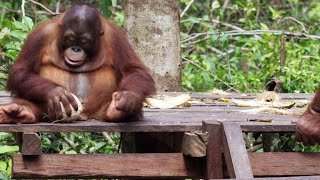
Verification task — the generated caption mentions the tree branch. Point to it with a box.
[26,0,60,15]
[211,19,244,31]
[21,0,26,17]
[280,17,308,33]
[221,0,230,14]
[180,0,195,18]
[182,30,320,44]
[182,57,239,93]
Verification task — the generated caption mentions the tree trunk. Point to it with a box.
[124,0,181,92]
[122,0,182,154]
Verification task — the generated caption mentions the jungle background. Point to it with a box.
[0,0,320,179]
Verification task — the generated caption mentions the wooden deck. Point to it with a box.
[0,92,312,132]
[2,91,319,179]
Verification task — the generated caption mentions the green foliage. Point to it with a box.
[41,132,120,154]
[0,16,34,90]
[100,0,122,26]
[0,133,18,179]
[100,0,113,18]
[181,0,320,93]
[0,16,33,59]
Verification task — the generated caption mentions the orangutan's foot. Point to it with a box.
[0,103,36,123]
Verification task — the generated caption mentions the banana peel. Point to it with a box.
[53,93,84,123]
[232,99,296,109]
[272,102,295,109]
[145,94,191,109]
[240,107,295,115]
[231,99,265,107]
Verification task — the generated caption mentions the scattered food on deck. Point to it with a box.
[209,89,231,96]
[218,98,230,103]
[228,92,310,115]
[145,94,191,109]
[247,118,273,123]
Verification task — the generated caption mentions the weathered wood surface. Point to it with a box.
[203,121,223,179]
[182,132,207,157]
[125,1,181,91]
[241,177,320,180]
[249,152,320,176]
[0,91,311,132]
[21,133,41,155]
[222,122,253,179]
[13,153,204,179]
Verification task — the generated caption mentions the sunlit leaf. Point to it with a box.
[0,146,19,154]
[22,16,34,31]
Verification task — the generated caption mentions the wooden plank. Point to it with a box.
[0,111,299,133]
[240,177,320,180]
[21,133,41,155]
[203,121,223,179]
[0,117,298,133]
[0,91,307,133]
[0,91,314,100]
[249,152,320,176]
[13,153,204,179]
[240,122,296,132]
[222,122,253,179]
[161,92,314,100]
[0,120,202,132]
[0,91,11,97]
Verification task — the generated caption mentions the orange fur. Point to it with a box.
[5,5,156,123]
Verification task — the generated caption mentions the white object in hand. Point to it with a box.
[58,93,84,122]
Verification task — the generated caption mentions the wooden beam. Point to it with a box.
[203,121,223,179]
[0,120,202,132]
[249,152,320,176]
[13,153,204,179]
[222,122,253,179]
[21,133,41,155]
[0,91,314,100]
[240,122,296,132]
[241,177,320,180]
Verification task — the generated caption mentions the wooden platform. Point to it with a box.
[0,92,311,133]
[1,91,319,179]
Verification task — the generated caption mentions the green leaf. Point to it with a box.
[100,0,112,18]
[22,16,34,31]
[12,21,28,32]
[9,30,26,41]
[111,0,117,7]
[0,171,8,180]
[65,150,77,154]
[260,23,269,30]
[268,6,281,20]
[211,1,220,10]
[0,132,12,140]
[0,146,19,154]
[0,161,7,172]
[95,142,106,150]
[6,159,11,177]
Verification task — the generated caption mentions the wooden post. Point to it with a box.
[222,122,253,179]
[123,0,182,153]
[203,121,223,179]
[21,133,42,155]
